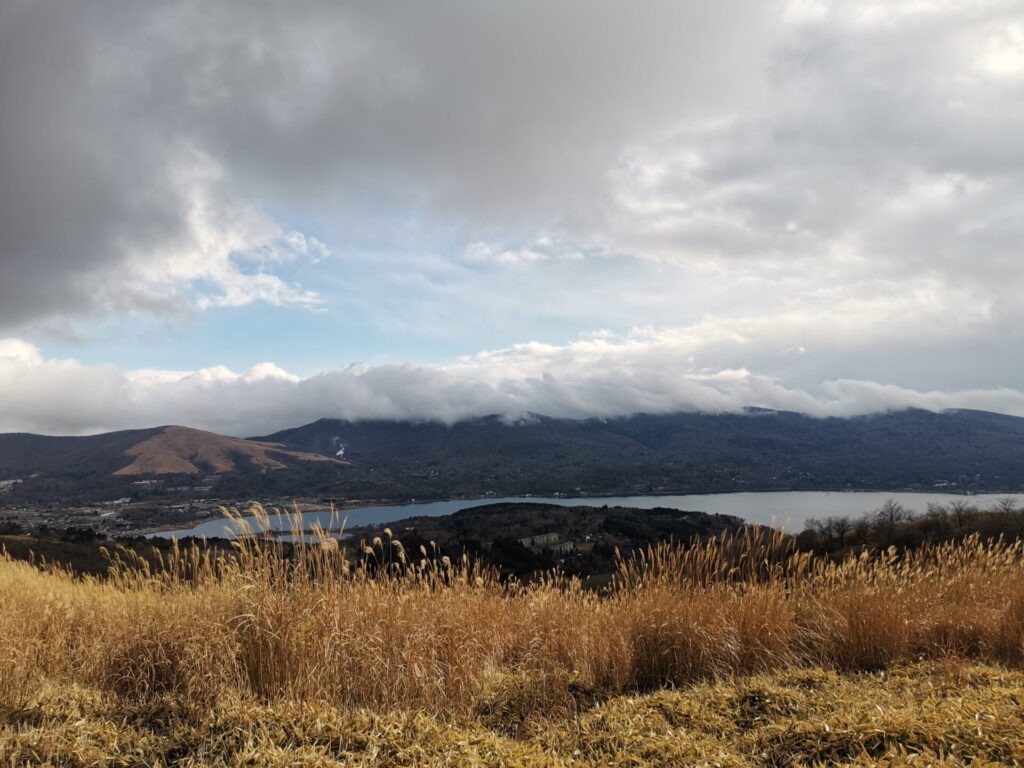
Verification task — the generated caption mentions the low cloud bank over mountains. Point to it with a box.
[3,337,1022,437]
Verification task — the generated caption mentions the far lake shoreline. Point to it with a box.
[153,489,1024,540]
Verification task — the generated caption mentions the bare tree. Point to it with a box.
[804,517,832,548]
[994,497,1019,515]
[831,515,852,547]
[852,514,872,545]
[948,499,977,528]
[923,502,950,535]
[874,499,909,532]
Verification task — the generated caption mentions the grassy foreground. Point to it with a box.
[4,663,1024,766]
[3,509,1024,765]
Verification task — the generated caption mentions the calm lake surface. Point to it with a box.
[156,490,1023,539]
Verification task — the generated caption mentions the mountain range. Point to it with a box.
[1,408,1023,504]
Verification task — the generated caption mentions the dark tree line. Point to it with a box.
[800,497,1024,554]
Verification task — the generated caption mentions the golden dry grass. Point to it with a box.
[2,506,1024,765]
[4,663,1024,766]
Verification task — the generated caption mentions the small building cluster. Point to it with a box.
[518,532,575,555]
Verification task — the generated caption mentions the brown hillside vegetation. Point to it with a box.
[3,508,1024,765]
[5,664,1024,766]
[113,426,346,476]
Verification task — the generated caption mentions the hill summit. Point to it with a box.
[112,426,346,476]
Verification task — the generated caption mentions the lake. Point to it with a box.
[155,490,1023,539]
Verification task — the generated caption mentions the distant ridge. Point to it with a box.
[255,407,1024,498]
[0,425,346,490]
[2,408,1024,503]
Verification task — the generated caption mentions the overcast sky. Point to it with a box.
[2,0,1023,435]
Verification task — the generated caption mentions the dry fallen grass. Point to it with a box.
[4,663,1024,766]
[2,506,1024,765]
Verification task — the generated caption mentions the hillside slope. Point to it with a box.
[3,408,1023,504]
[0,426,349,503]
[0,426,344,479]
[257,408,1024,497]
[112,426,344,476]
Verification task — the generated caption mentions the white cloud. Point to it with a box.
[125,148,324,311]
[280,232,331,264]
[195,272,321,310]
[463,237,589,265]
[977,22,1024,78]
[0,338,43,365]
[244,362,302,383]
[3,334,1024,437]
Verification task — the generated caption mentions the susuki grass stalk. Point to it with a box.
[1,505,1023,718]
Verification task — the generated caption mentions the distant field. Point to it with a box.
[3,509,1024,765]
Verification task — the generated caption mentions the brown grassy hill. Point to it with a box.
[3,525,1024,765]
[113,426,347,476]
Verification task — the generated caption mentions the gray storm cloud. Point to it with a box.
[7,0,1019,324]
[0,0,775,330]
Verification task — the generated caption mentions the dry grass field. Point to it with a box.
[3,507,1024,766]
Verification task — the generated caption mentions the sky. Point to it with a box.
[1,0,1023,436]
